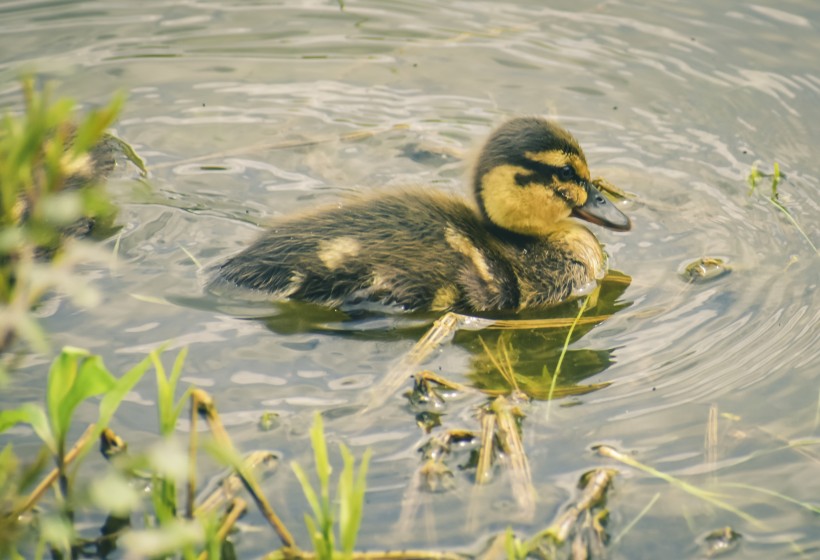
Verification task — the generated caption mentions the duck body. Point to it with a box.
[211,189,603,312]
[209,117,631,313]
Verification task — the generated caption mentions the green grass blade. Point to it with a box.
[0,403,53,451]
[766,197,818,254]
[96,354,152,431]
[291,462,323,524]
[611,492,660,546]
[597,445,762,527]
[303,514,328,560]
[151,348,171,433]
[171,386,194,431]
[721,483,820,515]
[339,445,371,556]
[72,353,154,467]
[545,296,589,420]
[310,412,331,503]
[169,346,188,389]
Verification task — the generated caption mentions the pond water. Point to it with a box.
[1,0,819,558]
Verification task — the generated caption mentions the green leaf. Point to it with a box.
[291,461,322,523]
[169,346,188,389]
[0,404,40,433]
[338,444,354,553]
[151,346,187,436]
[771,161,781,195]
[309,412,331,513]
[46,347,117,449]
[504,527,524,560]
[338,444,370,556]
[53,351,152,478]
[303,514,323,560]
[0,403,54,451]
[68,93,125,156]
[170,386,193,433]
[96,353,152,432]
[151,349,170,432]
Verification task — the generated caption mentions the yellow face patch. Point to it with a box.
[480,164,574,236]
[522,150,590,207]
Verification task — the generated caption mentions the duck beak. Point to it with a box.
[572,180,631,231]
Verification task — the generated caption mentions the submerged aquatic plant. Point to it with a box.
[747,162,817,254]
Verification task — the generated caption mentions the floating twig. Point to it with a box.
[550,469,615,544]
[476,315,610,331]
[477,335,522,397]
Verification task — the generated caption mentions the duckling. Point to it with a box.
[208,117,631,313]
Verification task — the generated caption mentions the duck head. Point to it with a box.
[473,117,631,236]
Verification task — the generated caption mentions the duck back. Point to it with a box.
[209,189,600,312]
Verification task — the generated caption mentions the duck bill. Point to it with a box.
[572,181,631,231]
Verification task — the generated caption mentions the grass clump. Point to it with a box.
[290,412,371,560]
[0,346,251,558]
[0,346,152,557]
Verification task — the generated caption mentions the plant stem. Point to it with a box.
[13,423,96,518]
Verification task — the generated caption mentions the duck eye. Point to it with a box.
[558,165,574,181]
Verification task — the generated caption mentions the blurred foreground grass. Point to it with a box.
[0,78,123,361]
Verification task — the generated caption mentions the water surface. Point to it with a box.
[1,1,818,558]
